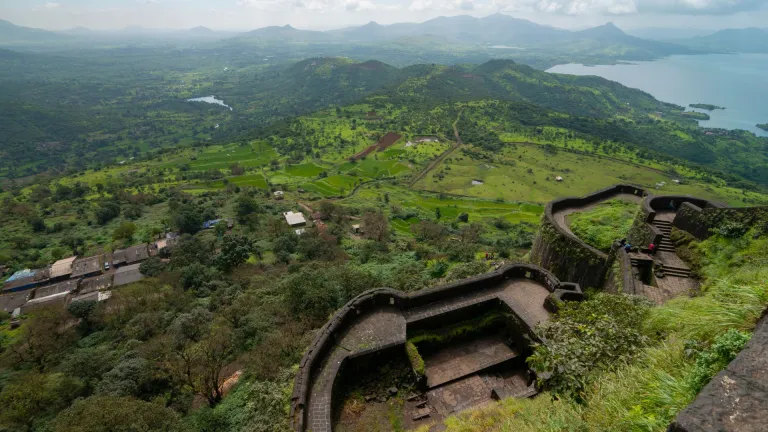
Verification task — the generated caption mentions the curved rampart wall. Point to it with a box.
[289,264,580,431]
[673,202,768,239]
[629,195,726,246]
[531,184,646,290]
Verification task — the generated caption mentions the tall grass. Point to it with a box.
[646,274,768,342]
[443,230,768,432]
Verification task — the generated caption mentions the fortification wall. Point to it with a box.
[531,184,646,290]
[628,195,724,246]
[674,202,768,239]
[289,264,580,431]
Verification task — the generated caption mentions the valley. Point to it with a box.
[1,11,768,432]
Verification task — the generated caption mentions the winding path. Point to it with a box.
[409,110,463,187]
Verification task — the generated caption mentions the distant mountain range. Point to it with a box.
[1,14,766,57]
[0,19,67,43]
[679,27,768,53]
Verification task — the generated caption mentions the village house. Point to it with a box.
[114,264,144,287]
[49,256,77,281]
[71,255,104,279]
[112,244,150,267]
[21,279,78,313]
[274,190,285,200]
[2,268,49,293]
[79,273,114,294]
[283,211,307,227]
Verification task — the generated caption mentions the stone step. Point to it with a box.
[661,270,691,278]
[654,220,673,226]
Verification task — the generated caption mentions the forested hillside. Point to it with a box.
[3,51,766,188]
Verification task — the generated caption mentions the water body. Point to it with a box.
[547,54,768,137]
[187,95,233,111]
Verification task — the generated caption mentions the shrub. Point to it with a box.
[444,261,489,282]
[528,293,652,399]
[716,221,749,238]
[405,342,425,377]
[688,329,751,393]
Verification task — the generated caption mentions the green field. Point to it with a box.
[414,143,768,206]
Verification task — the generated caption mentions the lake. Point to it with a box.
[547,54,768,137]
[187,95,233,111]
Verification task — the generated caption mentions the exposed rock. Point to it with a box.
[388,386,398,396]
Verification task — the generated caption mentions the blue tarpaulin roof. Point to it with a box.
[6,269,36,282]
[202,219,221,229]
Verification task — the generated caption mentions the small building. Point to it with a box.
[71,290,112,304]
[21,292,70,313]
[283,211,307,227]
[352,224,362,234]
[555,176,564,182]
[0,291,31,313]
[114,264,144,287]
[295,228,306,236]
[79,273,114,294]
[34,279,78,300]
[203,218,234,230]
[21,280,77,313]
[112,245,150,267]
[50,256,77,280]
[274,191,285,200]
[71,255,103,279]
[311,212,328,222]
[2,268,49,293]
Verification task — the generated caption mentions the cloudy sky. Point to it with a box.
[2,0,767,31]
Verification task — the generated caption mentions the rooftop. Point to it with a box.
[34,279,78,299]
[113,244,150,265]
[284,211,307,227]
[50,256,77,279]
[114,264,144,286]
[71,255,103,278]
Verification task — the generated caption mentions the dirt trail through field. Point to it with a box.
[409,110,463,187]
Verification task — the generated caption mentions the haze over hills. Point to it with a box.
[678,27,768,53]
[0,19,68,43]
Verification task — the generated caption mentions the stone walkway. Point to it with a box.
[404,279,551,330]
[306,307,406,432]
[423,334,519,388]
[303,275,557,432]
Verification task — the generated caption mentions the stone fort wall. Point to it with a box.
[673,202,768,239]
[531,184,646,290]
[289,264,581,432]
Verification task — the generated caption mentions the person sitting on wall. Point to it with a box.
[619,238,627,247]
[624,243,633,252]
[647,243,656,255]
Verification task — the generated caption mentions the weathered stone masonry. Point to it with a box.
[531,184,646,290]
[289,264,582,432]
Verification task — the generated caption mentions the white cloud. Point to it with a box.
[488,0,762,15]
[345,0,378,11]
[457,0,475,10]
[32,2,60,11]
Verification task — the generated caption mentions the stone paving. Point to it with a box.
[404,278,551,330]
[305,307,406,432]
[423,334,519,388]
[302,274,557,432]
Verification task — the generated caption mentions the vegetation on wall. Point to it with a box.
[568,199,638,251]
[447,225,768,431]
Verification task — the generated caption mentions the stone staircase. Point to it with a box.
[652,219,676,252]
